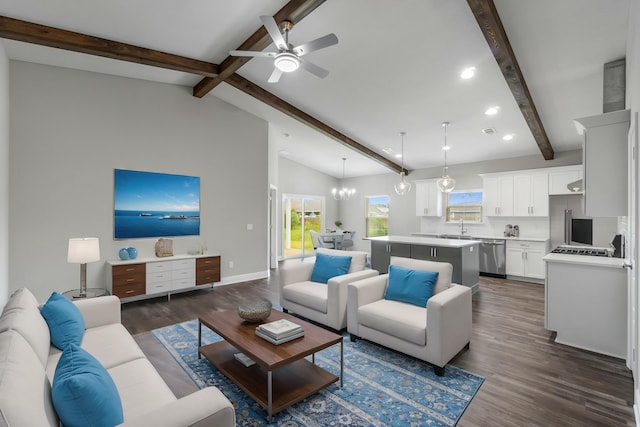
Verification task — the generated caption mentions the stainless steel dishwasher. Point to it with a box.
[479,238,506,277]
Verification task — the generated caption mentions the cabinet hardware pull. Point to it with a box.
[125,268,135,272]
[126,278,134,282]
[125,290,134,294]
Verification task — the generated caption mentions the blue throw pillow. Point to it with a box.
[52,344,124,427]
[384,265,439,308]
[310,253,352,284]
[40,292,85,350]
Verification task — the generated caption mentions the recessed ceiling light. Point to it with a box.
[503,134,514,141]
[442,145,451,151]
[485,106,500,116]
[395,153,402,159]
[460,67,476,79]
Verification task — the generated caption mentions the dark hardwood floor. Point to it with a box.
[121,273,635,426]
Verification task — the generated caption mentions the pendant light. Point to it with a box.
[437,122,456,193]
[332,157,356,200]
[394,131,412,196]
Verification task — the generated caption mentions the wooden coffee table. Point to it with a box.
[198,309,343,422]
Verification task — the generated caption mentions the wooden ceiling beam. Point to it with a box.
[0,16,219,77]
[226,73,405,174]
[467,0,554,160]
[193,0,326,98]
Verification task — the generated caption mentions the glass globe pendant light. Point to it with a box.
[437,122,456,193]
[394,131,412,196]
[332,157,356,201]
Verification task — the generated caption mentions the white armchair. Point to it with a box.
[347,256,472,376]
[279,248,378,330]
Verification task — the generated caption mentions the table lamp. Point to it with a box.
[67,237,100,299]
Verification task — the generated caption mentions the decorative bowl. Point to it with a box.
[237,298,272,323]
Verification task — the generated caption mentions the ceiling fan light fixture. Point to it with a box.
[274,53,300,72]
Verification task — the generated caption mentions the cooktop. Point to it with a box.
[551,246,610,257]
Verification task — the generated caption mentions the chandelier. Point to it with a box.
[437,122,456,193]
[394,131,412,196]
[332,157,356,201]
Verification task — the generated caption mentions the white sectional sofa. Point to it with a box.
[0,288,235,427]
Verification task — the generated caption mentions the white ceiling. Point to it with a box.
[0,0,630,178]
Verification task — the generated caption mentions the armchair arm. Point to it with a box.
[326,269,379,329]
[426,284,472,367]
[73,295,121,329]
[118,387,235,427]
[347,274,389,334]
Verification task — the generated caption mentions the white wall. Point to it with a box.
[0,43,9,308]
[9,61,269,302]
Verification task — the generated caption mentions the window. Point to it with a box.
[446,190,483,222]
[366,195,389,237]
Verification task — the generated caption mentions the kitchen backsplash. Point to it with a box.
[419,216,550,239]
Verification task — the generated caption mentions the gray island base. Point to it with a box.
[368,235,480,293]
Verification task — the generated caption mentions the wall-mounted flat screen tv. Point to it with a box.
[114,169,200,239]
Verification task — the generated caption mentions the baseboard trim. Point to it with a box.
[216,271,269,287]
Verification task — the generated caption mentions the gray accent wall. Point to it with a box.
[0,43,8,307]
[9,61,269,302]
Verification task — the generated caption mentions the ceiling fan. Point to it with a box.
[230,15,338,83]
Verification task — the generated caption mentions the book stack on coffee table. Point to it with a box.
[256,318,304,345]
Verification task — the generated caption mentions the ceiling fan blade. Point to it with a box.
[230,50,276,58]
[267,68,283,83]
[300,59,329,79]
[260,15,287,50]
[294,33,339,56]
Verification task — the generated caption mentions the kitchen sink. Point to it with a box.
[438,234,475,240]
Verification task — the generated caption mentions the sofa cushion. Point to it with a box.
[52,343,124,427]
[310,253,352,284]
[317,248,367,273]
[0,330,59,427]
[46,323,147,380]
[282,281,328,313]
[0,304,51,367]
[40,292,85,350]
[357,299,427,346]
[1,287,40,315]
[384,265,438,308]
[108,358,177,420]
[390,257,453,295]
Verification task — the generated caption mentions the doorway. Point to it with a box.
[282,194,326,260]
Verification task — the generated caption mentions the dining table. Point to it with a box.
[318,231,345,249]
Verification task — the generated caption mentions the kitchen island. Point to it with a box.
[543,252,627,358]
[368,235,480,293]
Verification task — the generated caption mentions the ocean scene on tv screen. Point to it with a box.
[114,169,200,239]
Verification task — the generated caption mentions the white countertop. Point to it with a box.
[543,252,626,268]
[368,235,480,248]
[412,232,549,242]
[106,252,221,265]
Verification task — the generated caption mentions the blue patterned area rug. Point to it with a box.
[152,320,483,426]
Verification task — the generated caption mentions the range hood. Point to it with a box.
[567,179,583,193]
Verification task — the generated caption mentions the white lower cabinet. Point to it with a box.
[506,240,548,280]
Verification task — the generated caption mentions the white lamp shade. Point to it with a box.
[68,238,101,264]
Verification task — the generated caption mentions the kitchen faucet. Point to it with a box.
[460,218,467,235]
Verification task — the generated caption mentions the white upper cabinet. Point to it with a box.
[548,165,583,195]
[415,180,442,217]
[482,175,514,216]
[513,173,549,217]
[575,109,629,217]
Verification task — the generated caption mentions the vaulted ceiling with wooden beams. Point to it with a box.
[0,0,629,178]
